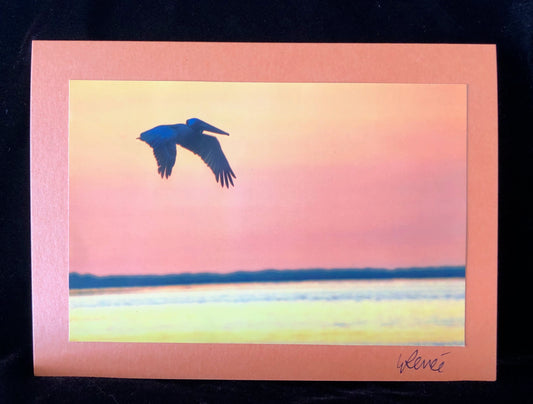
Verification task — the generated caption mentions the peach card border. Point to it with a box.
[30,41,497,381]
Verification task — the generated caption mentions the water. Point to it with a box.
[69,278,465,345]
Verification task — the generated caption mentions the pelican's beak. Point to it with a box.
[199,120,229,135]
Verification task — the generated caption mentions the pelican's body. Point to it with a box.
[138,118,236,187]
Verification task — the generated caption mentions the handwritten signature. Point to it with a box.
[397,349,450,374]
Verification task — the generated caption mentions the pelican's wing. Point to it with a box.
[138,131,177,179]
[179,135,236,187]
[152,142,177,179]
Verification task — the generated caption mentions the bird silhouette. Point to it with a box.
[138,118,236,188]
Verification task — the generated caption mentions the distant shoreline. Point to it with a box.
[69,267,465,290]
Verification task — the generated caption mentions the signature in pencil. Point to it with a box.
[396,349,450,374]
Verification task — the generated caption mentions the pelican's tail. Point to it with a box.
[138,131,159,148]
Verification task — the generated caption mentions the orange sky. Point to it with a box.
[69,81,466,275]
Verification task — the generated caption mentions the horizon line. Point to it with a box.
[69,266,466,290]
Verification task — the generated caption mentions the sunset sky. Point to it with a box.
[69,81,466,276]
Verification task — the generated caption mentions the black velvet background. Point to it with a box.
[1,1,532,402]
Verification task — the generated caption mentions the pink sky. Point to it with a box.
[69,81,466,275]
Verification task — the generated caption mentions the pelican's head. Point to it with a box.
[186,118,229,135]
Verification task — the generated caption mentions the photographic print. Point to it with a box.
[68,80,466,346]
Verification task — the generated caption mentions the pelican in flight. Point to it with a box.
[138,118,236,188]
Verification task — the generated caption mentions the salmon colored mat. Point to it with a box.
[31,42,497,380]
